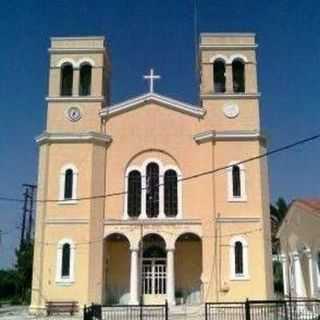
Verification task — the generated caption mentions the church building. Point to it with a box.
[30,33,273,313]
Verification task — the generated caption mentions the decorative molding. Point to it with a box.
[50,36,105,41]
[200,32,256,37]
[46,96,105,102]
[193,130,265,144]
[46,218,89,225]
[216,217,260,223]
[200,45,258,50]
[201,93,260,100]
[36,132,112,145]
[100,92,206,118]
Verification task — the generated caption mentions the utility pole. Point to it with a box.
[20,184,37,249]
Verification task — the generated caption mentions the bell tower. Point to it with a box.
[199,33,260,132]
[46,36,110,133]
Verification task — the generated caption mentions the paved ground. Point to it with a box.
[0,306,81,320]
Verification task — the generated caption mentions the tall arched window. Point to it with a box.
[64,169,73,200]
[213,60,226,93]
[232,59,245,93]
[232,165,241,197]
[56,239,75,283]
[127,170,142,217]
[164,170,178,217]
[79,64,92,96]
[61,243,71,277]
[146,163,159,218]
[230,236,248,279]
[234,241,243,275]
[60,64,73,96]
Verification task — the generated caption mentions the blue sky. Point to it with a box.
[1,0,320,268]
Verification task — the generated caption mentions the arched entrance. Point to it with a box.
[141,234,167,304]
[175,233,202,304]
[103,233,130,304]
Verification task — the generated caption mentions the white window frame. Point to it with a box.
[316,251,320,288]
[59,164,78,204]
[229,236,249,280]
[56,238,75,285]
[227,161,247,202]
[124,159,182,220]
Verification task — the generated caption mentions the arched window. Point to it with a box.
[230,237,248,279]
[146,163,159,218]
[64,169,73,200]
[234,241,243,275]
[213,60,226,93]
[127,170,142,217]
[232,165,241,197]
[164,170,178,217]
[60,64,73,96]
[61,243,71,277]
[232,59,245,93]
[79,64,92,96]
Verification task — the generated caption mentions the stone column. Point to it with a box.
[141,175,147,219]
[305,249,315,297]
[167,249,176,305]
[292,251,305,298]
[73,68,80,96]
[159,174,165,219]
[225,63,233,93]
[129,248,139,305]
[280,254,289,298]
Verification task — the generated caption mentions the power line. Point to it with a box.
[0,131,320,205]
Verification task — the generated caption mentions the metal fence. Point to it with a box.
[205,299,320,320]
[84,301,168,320]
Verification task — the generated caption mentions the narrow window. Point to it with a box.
[79,64,92,96]
[235,241,243,275]
[318,252,320,273]
[60,64,73,96]
[232,60,245,93]
[128,170,142,217]
[64,169,73,200]
[232,165,241,197]
[61,243,71,277]
[146,163,159,218]
[164,170,178,217]
[213,60,226,93]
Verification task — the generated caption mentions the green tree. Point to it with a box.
[270,197,288,254]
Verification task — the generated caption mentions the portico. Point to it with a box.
[103,220,202,305]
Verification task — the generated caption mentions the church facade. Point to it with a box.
[30,33,273,313]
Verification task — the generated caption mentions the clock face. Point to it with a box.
[223,104,239,119]
[67,107,81,122]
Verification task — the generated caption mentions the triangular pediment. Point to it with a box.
[99,93,206,118]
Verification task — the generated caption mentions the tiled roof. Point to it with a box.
[295,198,320,212]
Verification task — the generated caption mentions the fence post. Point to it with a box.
[205,303,208,320]
[245,299,251,320]
[140,300,143,320]
[165,300,168,320]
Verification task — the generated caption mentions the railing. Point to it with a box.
[84,301,168,320]
[205,299,320,320]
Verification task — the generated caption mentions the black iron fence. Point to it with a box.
[84,301,168,320]
[205,299,320,320]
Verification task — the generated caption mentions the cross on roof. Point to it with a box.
[143,68,161,93]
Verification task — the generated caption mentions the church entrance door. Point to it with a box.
[142,258,167,304]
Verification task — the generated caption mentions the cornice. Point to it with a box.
[46,96,105,103]
[100,92,206,118]
[104,218,202,226]
[216,217,261,223]
[46,218,89,225]
[36,131,112,145]
[49,48,106,54]
[193,130,265,144]
[201,93,260,100]
[199,44,258,50]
